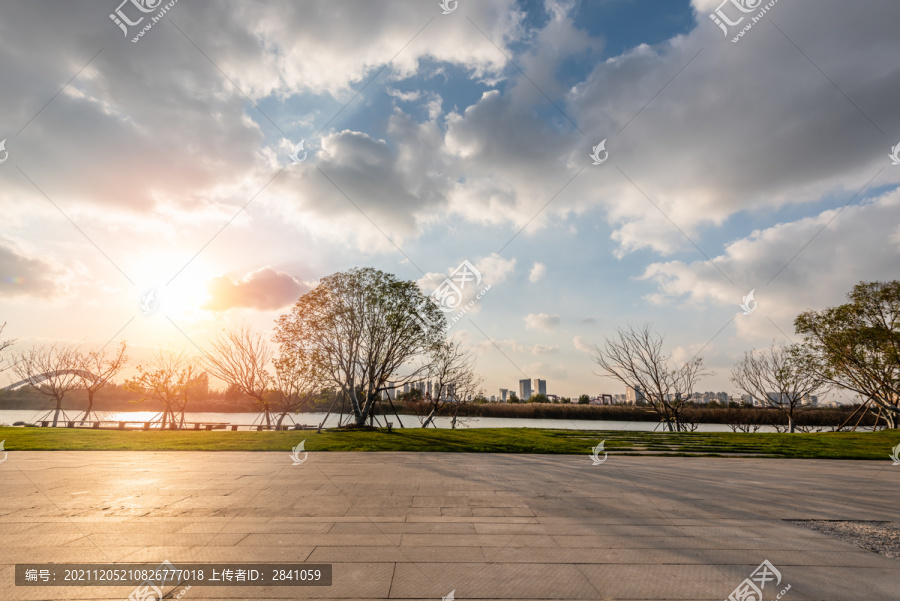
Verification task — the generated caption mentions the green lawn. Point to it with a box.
[2,426,899,459]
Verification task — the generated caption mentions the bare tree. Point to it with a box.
[592,324,706,431]
[270,352,319,428]
[76,341,128,424]
[420,341,482,429]
[730,342,826,433]
[125,349,202,429]
[203,325,275,428]
[13,343,82,427]
[0,322,16,377]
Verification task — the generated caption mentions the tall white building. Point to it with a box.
[625,385,645,405]
[533,379,547,396]
[499,388,509,402]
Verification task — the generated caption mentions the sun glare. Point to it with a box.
[131,253,214,322]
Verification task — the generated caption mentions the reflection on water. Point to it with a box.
[0,409,781,432]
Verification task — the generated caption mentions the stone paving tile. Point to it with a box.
[389,562,600,599]
[2,452,899,600]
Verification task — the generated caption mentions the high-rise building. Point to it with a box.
[625,385,645,405]
[519,379,532,400]
[533,379,547,396]
[499,388,509,402]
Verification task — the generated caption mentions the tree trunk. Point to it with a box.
[52,398,62,427]
[422,408,437,428]
[788,415,795,433]
[79,397,94,425]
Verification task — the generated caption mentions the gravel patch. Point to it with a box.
[789,520,900,560]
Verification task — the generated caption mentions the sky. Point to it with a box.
[1,0,899,400]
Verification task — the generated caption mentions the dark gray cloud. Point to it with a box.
[0,239,64,299]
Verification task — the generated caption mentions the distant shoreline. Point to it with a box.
[0,399,876,428]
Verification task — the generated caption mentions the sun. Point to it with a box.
[131,252,214,322]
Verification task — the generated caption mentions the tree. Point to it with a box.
[528,393,550,403]
[270,352,319,427]
[578,394,590,405]
[203,325,275,428]
[13,343,82,427]
[730,343,826,433]
[275,267,445,427]
[795,280,900,428]
[508,393,520,403]
[420,341,482,428]
[0,322,16,377]
[76,341,128,424]
[592,324,706,431]
[125,349,203,429]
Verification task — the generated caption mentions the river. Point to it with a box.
[0,409,778,432]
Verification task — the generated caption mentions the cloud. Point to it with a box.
[525,312,561,331]
[416,254,515,309]
[529,262,546,283]
[573,335,593,353]
[523,361,568,380]
[205,267,309,311]
[0,239,66,300]
[640,187,900,340]
[471,339,558,355]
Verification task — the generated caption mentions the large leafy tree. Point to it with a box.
[795,280,900,428]
[274,267,445,427]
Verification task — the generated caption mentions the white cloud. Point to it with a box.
[641,187,900,342]
[525,312,561,331]
[529,262,546,283]
[573,335,593,353]
[523,361,568,381]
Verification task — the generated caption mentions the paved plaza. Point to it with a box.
[1,451,898,600]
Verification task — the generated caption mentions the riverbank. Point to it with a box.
[1,427,898,459]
